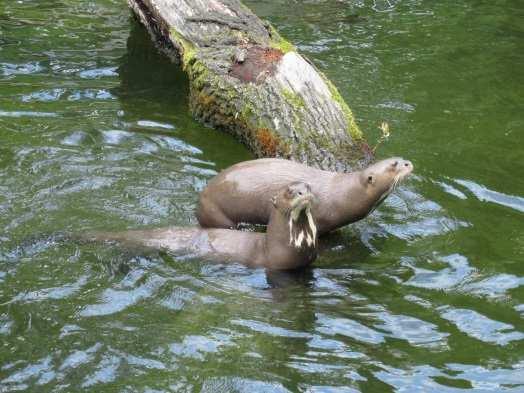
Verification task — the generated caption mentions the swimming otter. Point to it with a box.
[197,157,413,235]
[85,182,318,270]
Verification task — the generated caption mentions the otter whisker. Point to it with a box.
[288,207,317,248]
[306,208,317,246]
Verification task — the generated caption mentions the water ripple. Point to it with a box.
[61,131,89,146]
[101,129,134,145]
[169,333,234,361]
[435,180,467,200]
[316,313,385,345]
[151,135,203,155]
[377,100,416,112]
[307,335,365,360]
[455,179,524,213]
[81,355,121,388]
[160,286,197,311]
[1,356,53,386]
[371,311,449,347]
[78,66,118,79]
[439,307,524,345]
[374,363,524,392]
[121,352,166,370]
[80,275,167,317]
[200,377,291,393]
[137,120,175,130]
[446,362,524,389]
[6,275,88,304]
[403,253,474,290]
[232,319,311,338]
[67,89,114,101]
[59,343,101,371]
[20,88,66,102]
[0,314,14,335]
[304,386,360,393]
[0,62,43,77]
[462,274,524,299]
[0,110,58,118]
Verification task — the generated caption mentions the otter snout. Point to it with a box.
[288,182,315,211]
[391,158,413,177]
[399,159,413,176]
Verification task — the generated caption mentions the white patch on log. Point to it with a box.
[208,0,235,16]
[274,53,332,104]
[272,52,344,138]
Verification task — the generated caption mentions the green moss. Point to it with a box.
[169,28,196,68]
[169,26,361,161]
[321,74,363,141]
[240,101,255,121]
[267,24,295,53]
[282,88,305,109]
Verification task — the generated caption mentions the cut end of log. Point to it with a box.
[230,46,283,84]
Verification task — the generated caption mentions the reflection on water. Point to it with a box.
[403,253,474,290]
[1,0,523,392]
[439,307,524,346]
[454,179,524,214]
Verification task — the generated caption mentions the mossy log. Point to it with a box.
[128,0,372,170]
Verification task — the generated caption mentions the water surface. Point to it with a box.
[1,0,523,391]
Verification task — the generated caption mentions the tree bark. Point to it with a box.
[127,0,373,170]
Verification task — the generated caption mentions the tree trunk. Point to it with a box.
[127,0,373,171]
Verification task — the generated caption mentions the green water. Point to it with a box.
[1,0,523,391]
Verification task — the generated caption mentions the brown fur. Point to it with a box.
[197,157,413,235]
[85,182,318,270]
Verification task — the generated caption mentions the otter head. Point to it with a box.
[359,157,413,213]
[271,181,317,249]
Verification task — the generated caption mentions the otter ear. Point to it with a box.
[367,175,375,185]
[387,161,398,173]
[270,195,277,207]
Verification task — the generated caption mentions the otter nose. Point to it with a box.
[295,183,311,195]
[402,160,413,172]
[296,184,314,203]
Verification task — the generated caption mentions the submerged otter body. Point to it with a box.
[86,182,318,270]
[197,157,413,235]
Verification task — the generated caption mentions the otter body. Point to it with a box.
[86,182,318,270]
[197,158,413,235]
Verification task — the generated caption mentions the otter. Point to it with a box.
[84,182,318,270]
[197,157,413,235]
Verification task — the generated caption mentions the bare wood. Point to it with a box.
[127,0,372,170]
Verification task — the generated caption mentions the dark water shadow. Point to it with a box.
[115,19,190,117]
[114,19,252,168]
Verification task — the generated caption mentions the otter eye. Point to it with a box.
[367,175,374,184]
[297,191,303,196]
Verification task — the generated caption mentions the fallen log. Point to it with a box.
[127,0,372,170]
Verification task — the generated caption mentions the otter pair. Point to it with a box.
[89,181,317,270]
[92,157,412,270]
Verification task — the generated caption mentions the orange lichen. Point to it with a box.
[196,92,216,107]
[256,128,280,156]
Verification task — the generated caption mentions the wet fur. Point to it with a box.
[197,158,413,235]
[82,183,318,270]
